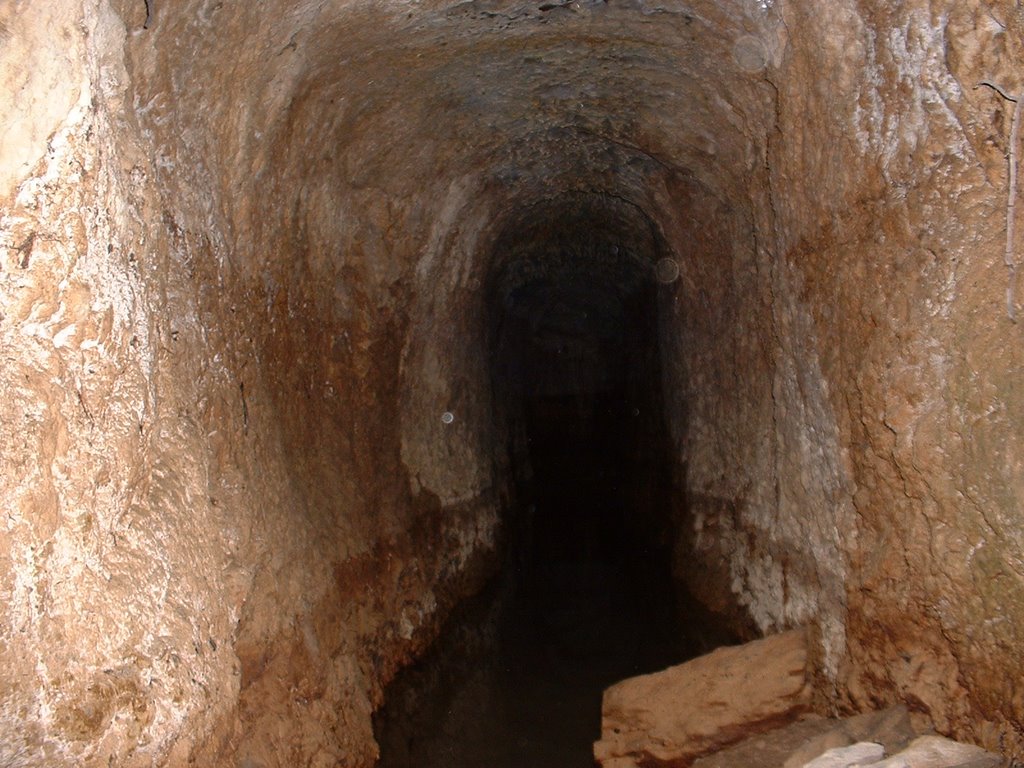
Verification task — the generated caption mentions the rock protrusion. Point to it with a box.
[594,629,810,767]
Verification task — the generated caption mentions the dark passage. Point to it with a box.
[374,203,732,766]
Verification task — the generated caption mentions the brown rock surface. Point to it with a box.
[595,630,810,766]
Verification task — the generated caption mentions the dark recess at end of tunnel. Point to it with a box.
[374,195,738,767]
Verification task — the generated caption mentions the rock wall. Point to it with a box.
[1,1,504,765]
[668,0,1024,753]
[785,2,1024,747]
[2,0,1024,765]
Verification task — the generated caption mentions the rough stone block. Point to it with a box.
[594,629,810,766]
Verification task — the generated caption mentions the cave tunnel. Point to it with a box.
[3,1,1024,767]
[372,190,769,765]
[487,194,675,605]
[375,193,693,766]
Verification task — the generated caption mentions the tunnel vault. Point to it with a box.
[3,0,1024,765]
[484,192,674,586]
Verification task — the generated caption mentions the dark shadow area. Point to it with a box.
[374,197,735,766]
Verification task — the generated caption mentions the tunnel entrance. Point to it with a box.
[374,196,733,766]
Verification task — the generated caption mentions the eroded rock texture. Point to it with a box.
[2,0,1024,765]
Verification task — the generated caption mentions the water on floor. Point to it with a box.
[374,393,731,767]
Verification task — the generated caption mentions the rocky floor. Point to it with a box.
[695,714,1005,768]
[597,632,1007,768]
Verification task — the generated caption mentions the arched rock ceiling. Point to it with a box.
[298,0,781,201]
[486,192,663,324]
[134,0,784,241]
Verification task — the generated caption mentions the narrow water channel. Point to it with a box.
[374,392,733,766]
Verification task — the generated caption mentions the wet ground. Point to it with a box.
[374,558,690,767]
[375,394,732,767]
